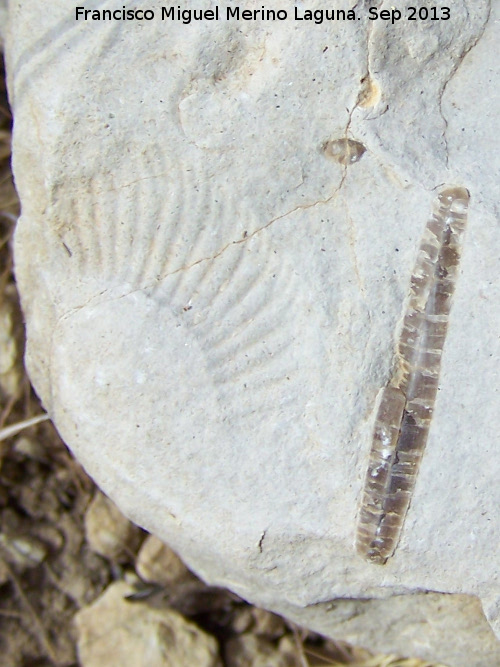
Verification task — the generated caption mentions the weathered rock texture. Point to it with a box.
[75,581,222,667]
[84,490,144,562]
[3,1,499,663]
[136,534,192,588]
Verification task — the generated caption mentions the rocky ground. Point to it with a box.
[0,55,447,667]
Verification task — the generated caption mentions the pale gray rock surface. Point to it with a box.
[0,2,7,48]
[5,0,500,662]
[274,592,500,667]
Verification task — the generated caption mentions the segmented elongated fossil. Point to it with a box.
[356,186,470,564]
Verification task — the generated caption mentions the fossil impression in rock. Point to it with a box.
[323,138,366,166]
[9,0,500,654]
[356,187,470,565]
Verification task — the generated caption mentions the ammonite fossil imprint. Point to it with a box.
[356,186,470,565]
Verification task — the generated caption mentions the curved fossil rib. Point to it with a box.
[356,187,470,564]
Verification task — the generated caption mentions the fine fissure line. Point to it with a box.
[356,186,470,564]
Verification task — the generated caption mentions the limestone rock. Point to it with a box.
[75,580,222,667]
[84,491,143,562]
[136,534,191,587]
[4,0,500,662]
[274,592,500,667]
[0,1,7,48]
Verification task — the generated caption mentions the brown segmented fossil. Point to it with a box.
[356,186,470,565]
